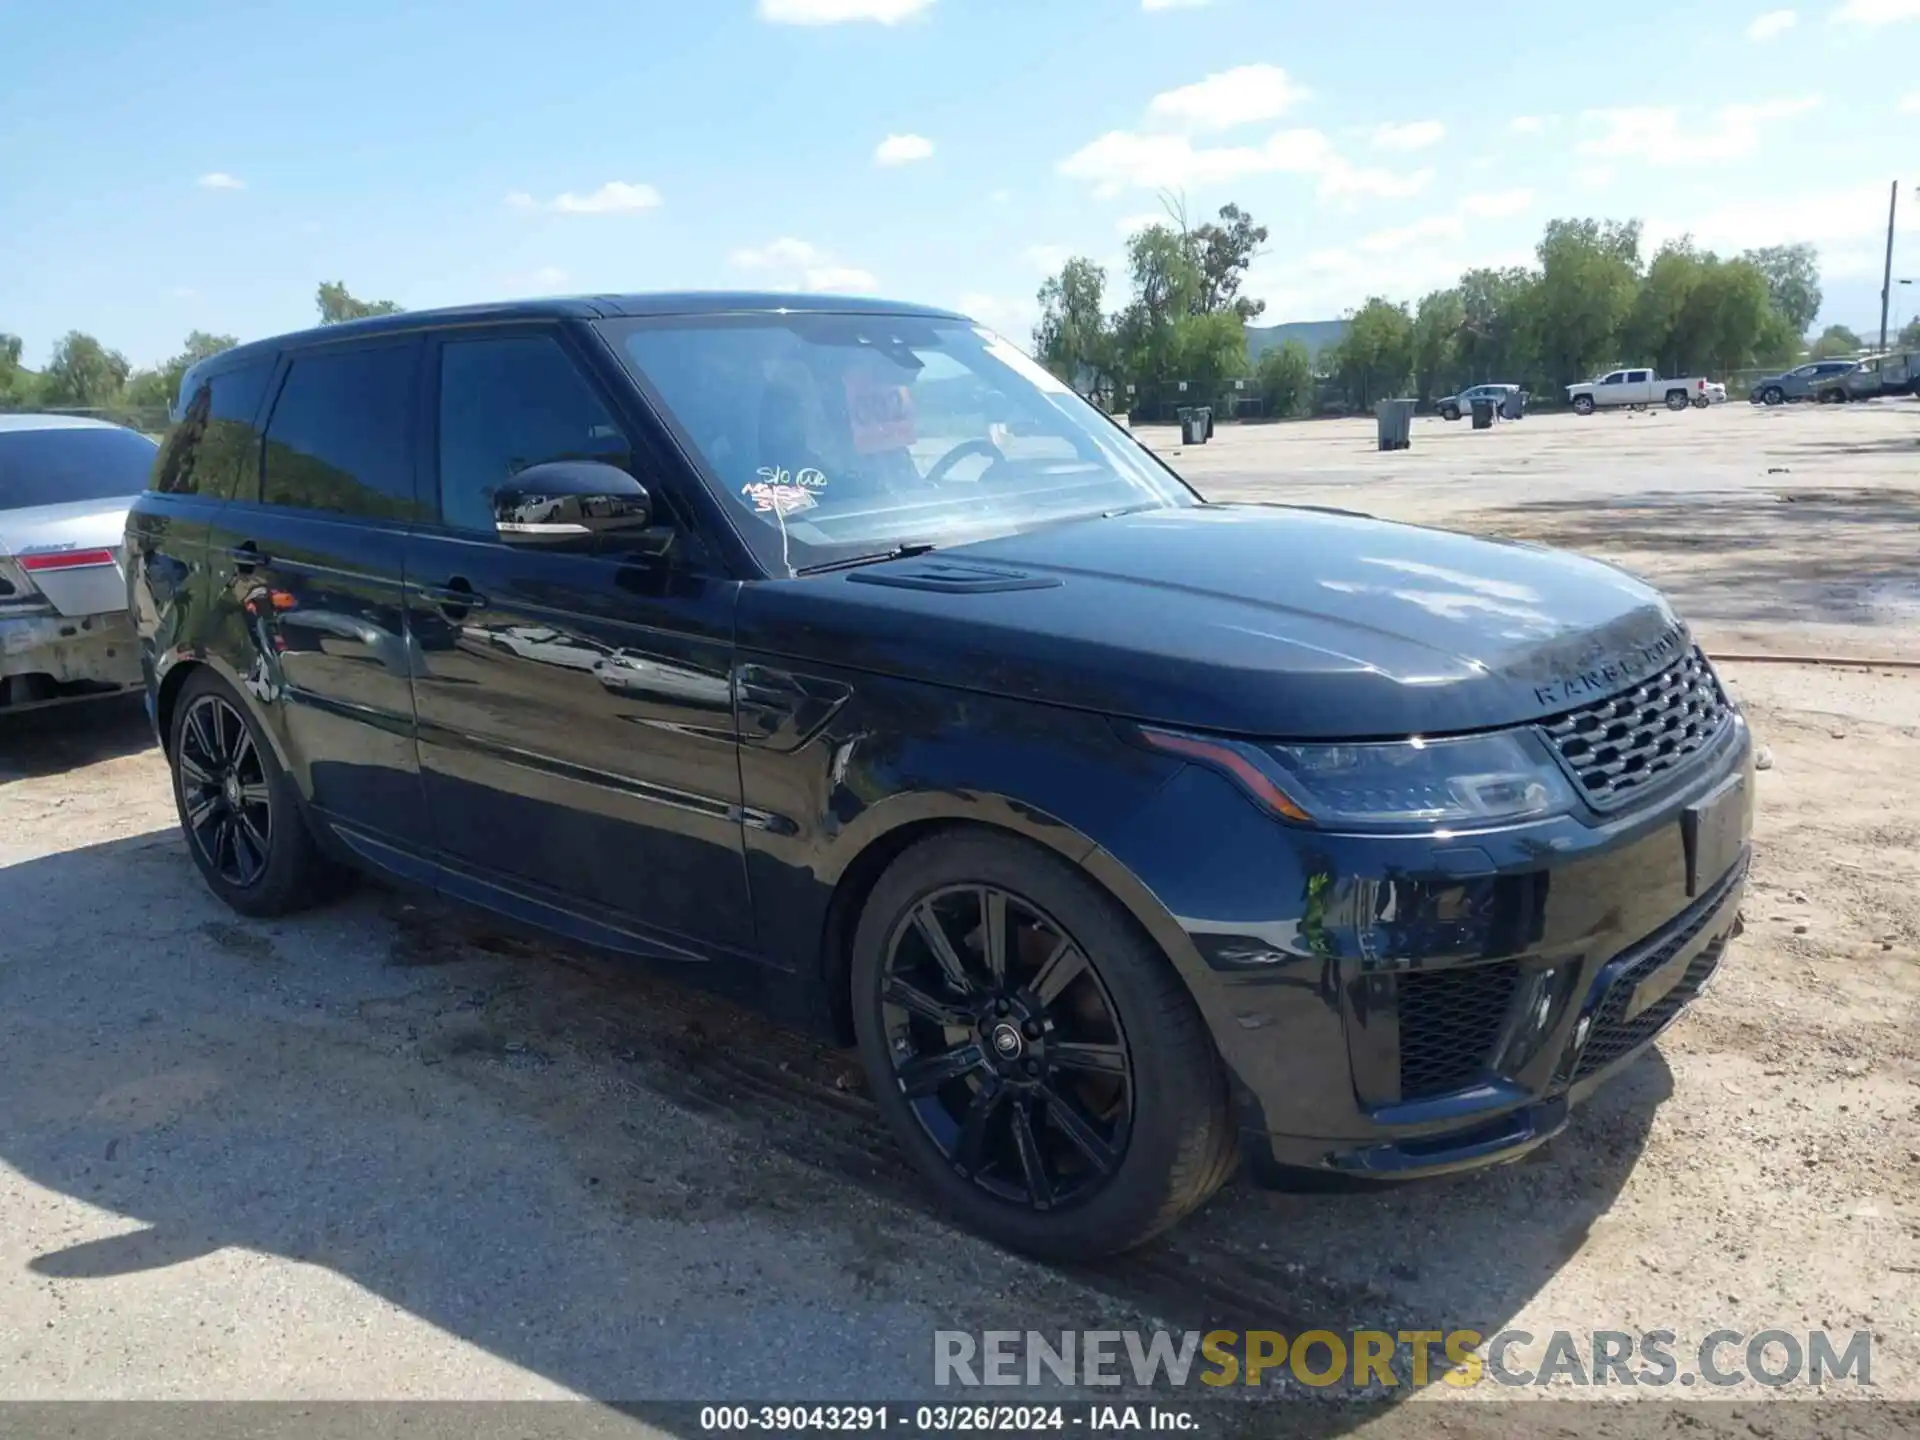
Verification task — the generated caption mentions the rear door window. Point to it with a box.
[0,426,160,510]
[259,342,420,519]
[152,360,274,499]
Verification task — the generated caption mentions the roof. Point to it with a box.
[202,291,972,373]
[0,413,131,433]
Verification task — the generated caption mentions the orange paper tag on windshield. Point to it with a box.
[844,371,916,454]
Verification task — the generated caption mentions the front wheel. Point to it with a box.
[168,668,337,917]
[851,832,1235,1260]
[1438,404,1459,421]
[1572,395,1595,415]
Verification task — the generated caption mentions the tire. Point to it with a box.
[1572,395,1595,416]
[1438,405,1459,422]
[168,668,336,918]
[1762,386,1784,406]
[1692,395,1710,409]
[850,831,1234,1260]
[1665,389,1689,411]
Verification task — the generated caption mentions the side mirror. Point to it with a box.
[492,461,657,551]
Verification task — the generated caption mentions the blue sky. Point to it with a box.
[2,0,1916,368]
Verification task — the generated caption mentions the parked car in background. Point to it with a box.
[1700,381,1727,405]
[127,292,1754,1261]
[1566,369,1711,414]
[1434,384,1522,421]
[1747,360,1857,406]
[1812,352,1920,403]
[0,415,154,712]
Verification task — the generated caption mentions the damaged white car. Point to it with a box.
[0,415,155,712]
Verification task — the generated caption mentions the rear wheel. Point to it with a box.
[851,832,1234,1260]
[1572,395,1595,416]
[168,669,335,917]
[1692,395,1710,409]
[1665,389,1689,411]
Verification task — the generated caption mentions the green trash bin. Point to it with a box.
[1374,398,1415,451]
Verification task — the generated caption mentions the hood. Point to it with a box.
[0,495,136,619]
[736,504,1688,739]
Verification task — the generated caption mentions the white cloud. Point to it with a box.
[196,172,244,190]
[1746,9,1797,38]
[874,133,934,166]
[1317,159,1433,201]
[1115,211,1166,236]
[1023,244,1073,271]
[1060,126,1427,204]
[1899,93,1920,112]
[1574,164,1616,190]
[1141,0,1212,9]
[1460,188,1535,218]
[1576,97,1820,164]
[1834,0,1920,24]
[1646,180,1893,253]
[1508,115,1548,134]
[168,285,201,299]
[758,0,931,24]
[989,188,1013,204]
[507,181,662,214]
[958,292,1038,338]
[1371,119,1445,151]
[528,266,569,291]
[730,237,877,292]
[1147,64,1308,132]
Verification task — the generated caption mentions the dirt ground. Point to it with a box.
[1,400,1916,1429]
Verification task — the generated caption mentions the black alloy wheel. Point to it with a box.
[178,692,273,888]
[880,884,1132,1211]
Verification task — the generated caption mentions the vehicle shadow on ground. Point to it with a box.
[1449,490,1920,637]
[0,831,1666,1421]
[0,695,153,780]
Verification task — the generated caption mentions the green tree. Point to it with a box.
[1455,266,1538,388]
[1254,338,1312,417]
[1410,288,1465,402]
[1167,309,1249,410]
[316,281,403,325]
[1189,203,1269,320]
[39,331,131,409]
[1329,297,1414,409]
[124,330,239,412]
[1033,258,1115,392]
[1742,243,1822,340]
[1811,323,1862,359]
[1898,316,1920,349]
[1,332,39,407]
[1526,218,1642,390]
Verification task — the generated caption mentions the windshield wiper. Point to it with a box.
[795,542,939,576]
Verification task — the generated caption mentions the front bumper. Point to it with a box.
[0,610,142,706]
[1096,712,1754,1184]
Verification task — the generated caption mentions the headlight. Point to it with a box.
[1138,727,1579,830]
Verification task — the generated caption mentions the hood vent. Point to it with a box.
[847,561,1061,595]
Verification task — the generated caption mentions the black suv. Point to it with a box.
[128,294,1753,1259]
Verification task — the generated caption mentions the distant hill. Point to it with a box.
[1245,319,1348,362]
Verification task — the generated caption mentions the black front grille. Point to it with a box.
[1570,858,1745,1081]
[1398,961,1520,1099]
[1540,647,1732,811]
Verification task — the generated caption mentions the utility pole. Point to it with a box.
[1879,180,1898,354]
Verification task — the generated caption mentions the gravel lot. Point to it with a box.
[2,401,1915,1424]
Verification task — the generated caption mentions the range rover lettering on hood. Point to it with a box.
[1508,622,1690,711]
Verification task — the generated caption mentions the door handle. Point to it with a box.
[422,577,486,617]
[226,541,268,571]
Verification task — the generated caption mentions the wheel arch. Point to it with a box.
[153,651,297,781]
[814,803,1202,1049]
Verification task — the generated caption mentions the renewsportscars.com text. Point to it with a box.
[933,1329,1873,1390]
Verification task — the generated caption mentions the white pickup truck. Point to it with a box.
[1566,368,1711,414]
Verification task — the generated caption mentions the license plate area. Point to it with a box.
[1683,771,1749,899]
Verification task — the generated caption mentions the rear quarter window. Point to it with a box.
[0,427,160,511]
[152,359,275,499]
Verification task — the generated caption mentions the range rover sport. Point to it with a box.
[127,293,1753,1260]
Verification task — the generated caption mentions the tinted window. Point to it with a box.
[1601,372,1623,384]
[152,361,273,498]
[260,344,418,519]
[0,426,159,511]
[436,335,629,534]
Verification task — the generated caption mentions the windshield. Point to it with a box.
[603,313,1194,573]
[0,425,158,511]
